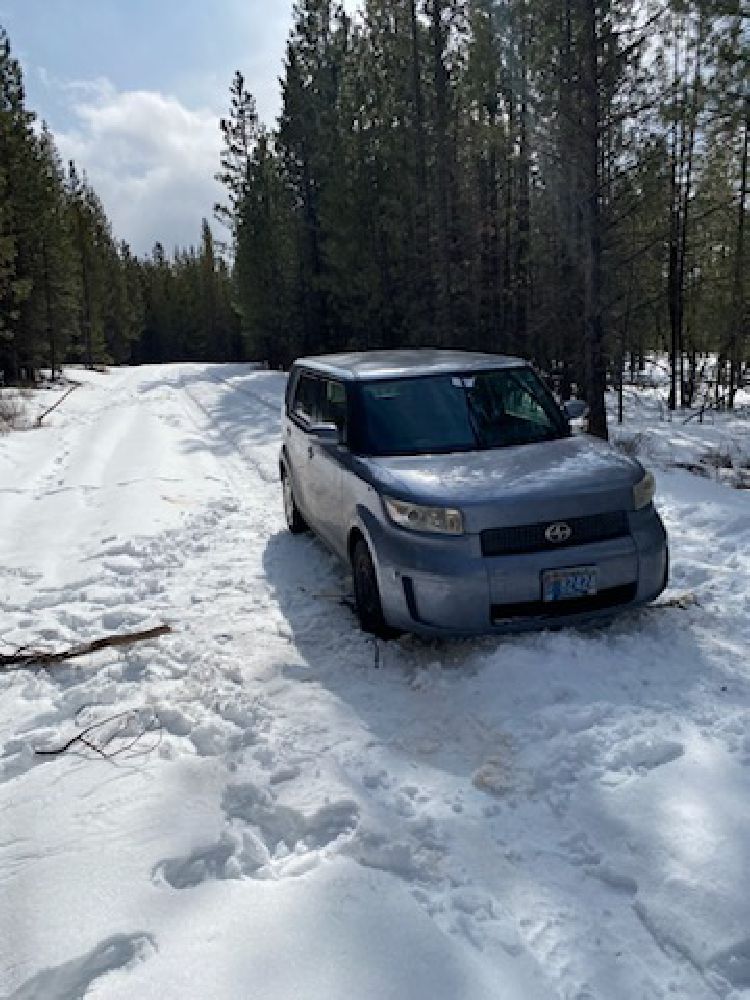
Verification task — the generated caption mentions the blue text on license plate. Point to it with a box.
[542,566,598,602]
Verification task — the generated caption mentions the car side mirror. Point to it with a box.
[308,421,341,444]
[562,399,588,421]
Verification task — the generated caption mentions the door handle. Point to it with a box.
[307,445,314,460]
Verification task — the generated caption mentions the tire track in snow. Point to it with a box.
[204,367,285,415]
[177,370,280,492]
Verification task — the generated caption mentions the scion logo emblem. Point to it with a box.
[545,522,573,544]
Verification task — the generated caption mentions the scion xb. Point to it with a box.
[279,351,668,636]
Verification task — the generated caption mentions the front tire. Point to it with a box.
[352,539,390,637]
[281,466,307,534]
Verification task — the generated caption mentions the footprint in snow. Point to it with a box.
[7,932,156,1000]
[585,863,638,895]
[222,781,360,853]
[608,737,684,773]
[448,887,523,956]
[154,784,360,889]
[154,831,244,889]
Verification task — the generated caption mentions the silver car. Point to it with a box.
[279,351,668,636]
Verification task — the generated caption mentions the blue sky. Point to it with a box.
[1,0,352,253]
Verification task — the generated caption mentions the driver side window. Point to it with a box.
[321,379,347,441]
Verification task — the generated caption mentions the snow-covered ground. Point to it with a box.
[1,364,748,1000]
[609,383,750,490]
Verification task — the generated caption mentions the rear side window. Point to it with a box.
[291,373,347,438]
[292,373,324,424]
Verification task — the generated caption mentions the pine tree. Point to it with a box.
[278,0,350,353]
[29,126,80,376]
[138,243,175,363]
[215,71,259,245]
[198,220,220,359]
[0,152,17,353]
[235,132,299,364]
[66,163,114,366]
[103,241,144,363]
[211,0,747,393]
[0,27,36,381]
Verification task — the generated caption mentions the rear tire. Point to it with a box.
[282,466,307,534]
[352,539,391,637]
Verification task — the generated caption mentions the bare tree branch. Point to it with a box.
[35,709,163,760]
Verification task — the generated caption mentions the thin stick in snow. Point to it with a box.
[35,709,163,760]
[35,383,80,426]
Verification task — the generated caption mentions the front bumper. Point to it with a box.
[366,505,668,636]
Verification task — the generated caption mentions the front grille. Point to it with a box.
[491,582,637,622]
[481,510,629,557]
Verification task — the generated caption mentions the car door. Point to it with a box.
[286,370,324,527]
[309,378,347,555]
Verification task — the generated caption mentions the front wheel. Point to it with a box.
[352,539,391,637]
[281,467,307,534]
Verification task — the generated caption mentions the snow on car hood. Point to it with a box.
[354,435,643,528]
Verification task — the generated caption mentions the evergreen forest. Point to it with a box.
[0,26,239,385]
[1,1,748,439]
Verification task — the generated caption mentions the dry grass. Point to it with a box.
[0,393,26,434]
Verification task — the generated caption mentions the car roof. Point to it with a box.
[293,350,528,381]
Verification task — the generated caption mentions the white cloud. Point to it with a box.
[38,67,115,104]
[55,80,224,255]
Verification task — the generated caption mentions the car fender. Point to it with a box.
[349,504,381,566]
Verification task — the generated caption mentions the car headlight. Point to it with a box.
[633,470,655,510]
[383,496,464,535]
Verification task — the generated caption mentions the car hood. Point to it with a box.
[352,435,643,531]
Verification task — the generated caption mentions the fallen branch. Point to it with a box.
[0,624,172,669]
[36,384,79,426]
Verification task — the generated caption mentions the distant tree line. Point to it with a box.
[0,26,240,383]
[2,4,747,440]
[218,0,747,436]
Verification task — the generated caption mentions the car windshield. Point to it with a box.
[358,368,568,456]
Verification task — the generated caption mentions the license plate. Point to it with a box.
[542,566,598,602]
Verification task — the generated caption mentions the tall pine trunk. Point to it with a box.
[729,109,747,408]
[667,14,701,409]
[430,0,451,344]
[514,1,530,353]
[75,208,93,369]
[41,240,56,377]
[580,0,608,440]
